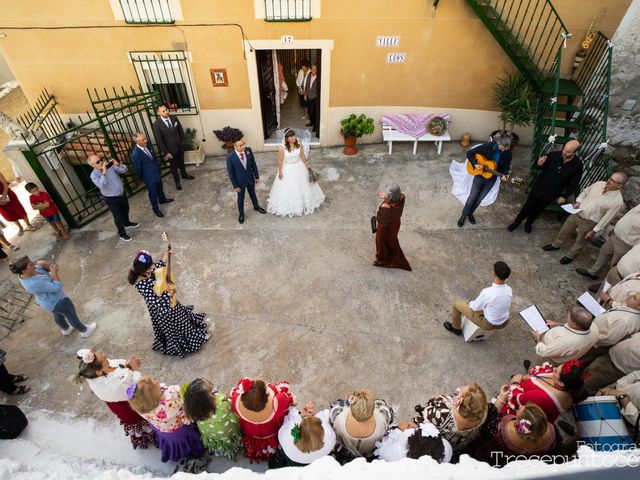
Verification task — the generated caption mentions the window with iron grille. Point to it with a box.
[264,0,312,22]
[117,0,174,24]
[129,51,198,114]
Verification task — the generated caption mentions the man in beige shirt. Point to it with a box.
[591,243,640,293]
[593,292,640,347]
[542,173,627,265]
[577,203,640,280]
[598,271,640,307]
[531,306,598,365]
[583,332,640,394]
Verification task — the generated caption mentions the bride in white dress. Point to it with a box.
[267,128,325,217]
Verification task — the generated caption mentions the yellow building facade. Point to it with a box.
[0,0,633,152]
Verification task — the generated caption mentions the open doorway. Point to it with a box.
[256,49,321,145]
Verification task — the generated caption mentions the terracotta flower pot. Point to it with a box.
[343,135,358,155]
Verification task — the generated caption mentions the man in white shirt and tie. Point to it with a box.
[131,132,174,217]
[444,261,513,337]
[225,135,266,224]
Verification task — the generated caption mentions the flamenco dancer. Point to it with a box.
[127,248,209,357]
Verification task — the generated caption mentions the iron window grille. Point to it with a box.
[118,0,174,24]
[129,51,198,114]
[264,0,312,22]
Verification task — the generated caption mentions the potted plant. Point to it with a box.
[213,126,243,150]
[340,114,375,155]
[184,127,205,166]
[490,70,533,149]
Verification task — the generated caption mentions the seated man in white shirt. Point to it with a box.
[444,261,512,336]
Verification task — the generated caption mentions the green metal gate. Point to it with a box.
[17,87,167,229]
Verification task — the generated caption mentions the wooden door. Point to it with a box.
[256,50,278,139]
[314,49,321,137]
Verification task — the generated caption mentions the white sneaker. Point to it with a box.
[61,326,74,336]
[80,323,97,338]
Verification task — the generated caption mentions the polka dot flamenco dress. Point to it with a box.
[134,261,208,357]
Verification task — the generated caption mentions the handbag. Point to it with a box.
[370,215,377,234]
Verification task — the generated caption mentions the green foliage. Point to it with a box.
[491,70,534,134]
[185,128,198,150]
[340,114,375,138]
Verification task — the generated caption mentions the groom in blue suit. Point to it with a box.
[226,135,266,224]
[131,132,174,217]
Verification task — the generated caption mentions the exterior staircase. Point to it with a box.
[466,0,613,193]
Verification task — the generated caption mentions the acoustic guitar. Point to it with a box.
[465,153,525,186]
[153,231,177,307]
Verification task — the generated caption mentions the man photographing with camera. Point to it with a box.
[88,154,140,242]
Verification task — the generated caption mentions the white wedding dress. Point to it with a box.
[267,146,325,217]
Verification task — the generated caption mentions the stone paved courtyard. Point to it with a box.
[0,141,603,466]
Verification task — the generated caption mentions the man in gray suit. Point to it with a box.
[303,63,319,134]
[152,104,195,191]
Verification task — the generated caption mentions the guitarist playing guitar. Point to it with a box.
[457,133,512,228]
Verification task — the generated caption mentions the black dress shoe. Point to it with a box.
[255,207,267,214]
[560,256,574,265]
[160,198,175,204]
[153,209,164,217]
[576,268,598,279]
[468,214,476,224]
[524,223,532,234]
[523,359,531,370]
[182,174,195,180]
[175,183,182,191]
[238,213,244,224]
[443,322,463,336]
[507,222,520,231]
[542,244,559,251]
[457,216,465,228]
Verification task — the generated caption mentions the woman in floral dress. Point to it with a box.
[128,376,204,462]
[230,378,296,462]
[128,250,209,357]
[182,378,242,459]
[413,383,499,459]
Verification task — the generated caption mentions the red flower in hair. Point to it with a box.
[240,378,254,393]
[561,359,584,377]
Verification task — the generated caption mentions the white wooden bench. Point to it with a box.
[382,124,451,155]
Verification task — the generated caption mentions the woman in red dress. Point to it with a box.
[493,360,585,423]
[230,378,296,462]
[0,172,34,236]
[373,183,411,271]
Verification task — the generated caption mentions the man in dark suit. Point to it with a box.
[131,132,174,217]
[508,139,582,233]
[152,104,195,191]
[225,136,266,224]
[303,62,319,133]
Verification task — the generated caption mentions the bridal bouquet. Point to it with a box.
[308,168,319,183]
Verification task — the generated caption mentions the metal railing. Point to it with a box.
[264,0,312,22]
[471,0,570,89]
[575,33,613,189]
[529,46,562,184]
[129,51,198,114]
[17,88,166,229]
[118,0,174,24]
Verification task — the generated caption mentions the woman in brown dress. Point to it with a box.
[373,183,411,271]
